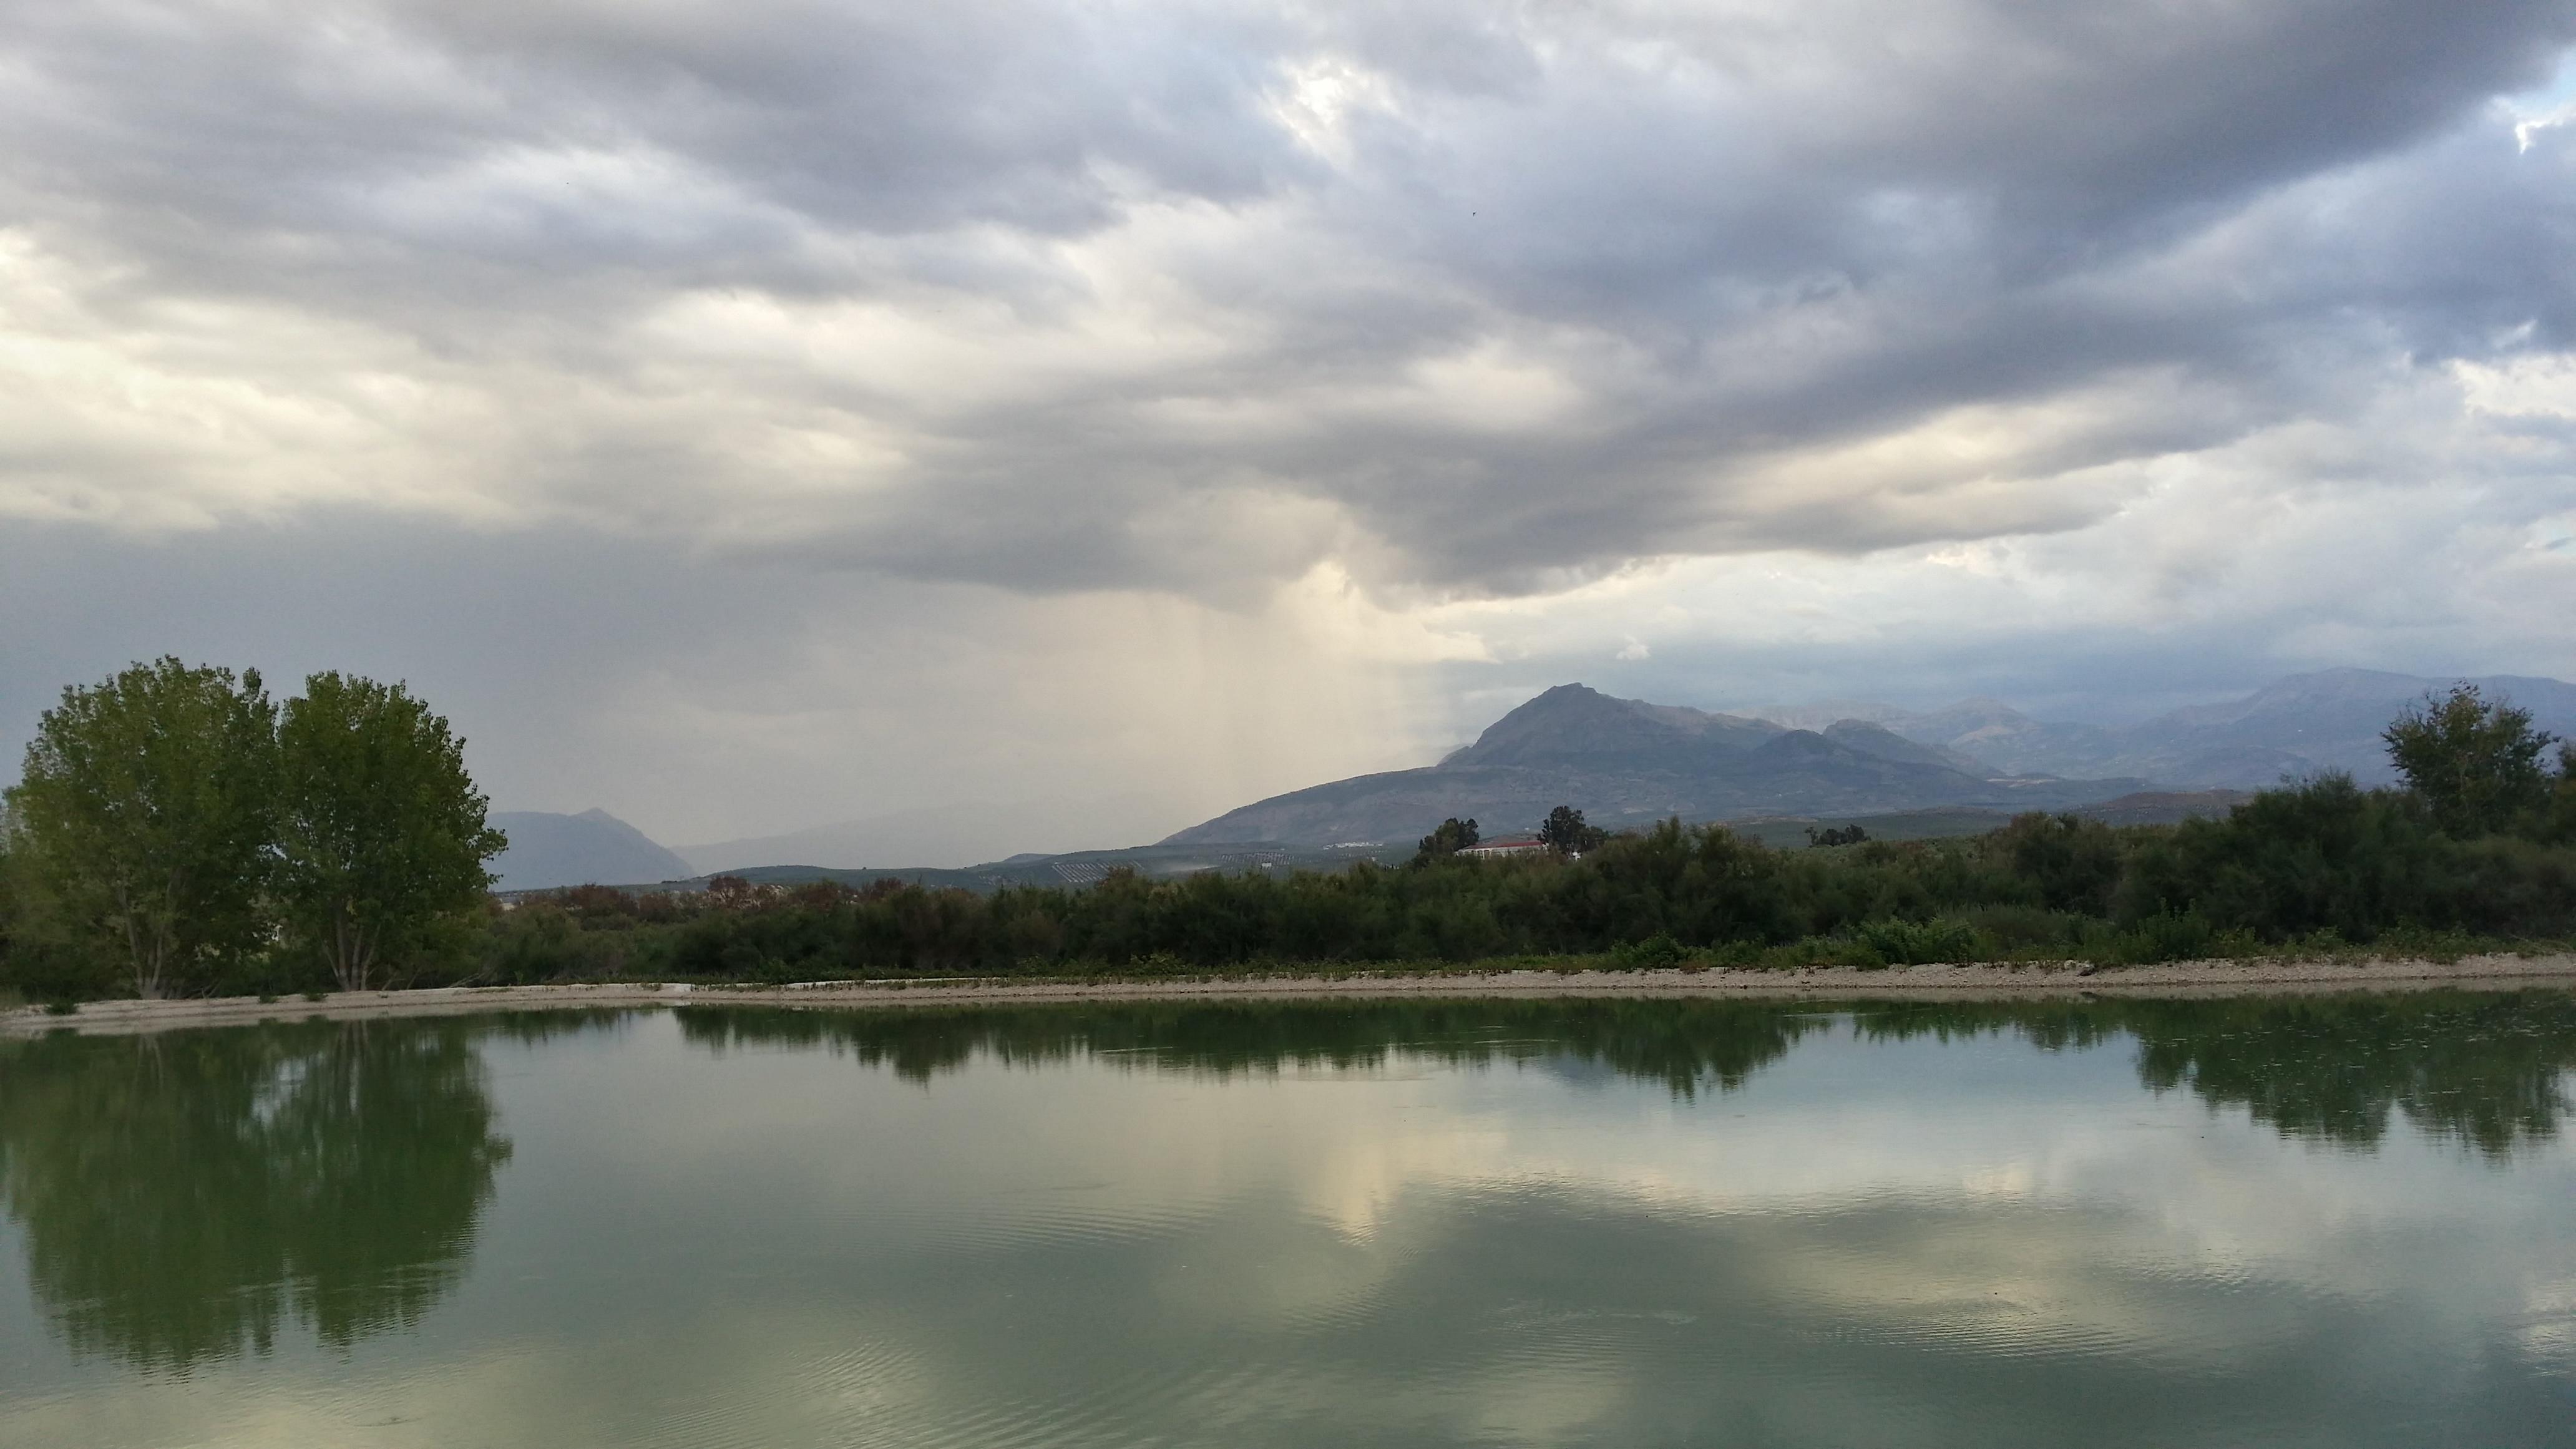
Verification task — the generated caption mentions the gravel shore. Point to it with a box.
[7,953,2575,1036]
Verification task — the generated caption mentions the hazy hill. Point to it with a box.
[1749,697,2117,776]
[487,809,696,890]
[1440,686,1785,766]
[1164,684,2139,847]
[1770,669,2576,788]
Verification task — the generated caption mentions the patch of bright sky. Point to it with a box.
[2505,47,2576,150]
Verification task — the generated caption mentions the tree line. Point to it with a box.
[4,675,2575,1002]
[1,658,505,999]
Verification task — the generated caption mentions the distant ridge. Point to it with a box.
[488,809,695,891]
[1752,668,2576,788]
[1162,668,2576,850]
[1163,684,2139,847]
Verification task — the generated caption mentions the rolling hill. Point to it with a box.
[1163,685,2143,847]
[487,809,696,890]
[1762,669,2576,788]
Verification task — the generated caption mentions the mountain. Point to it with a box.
[1163,666,2576,849]
[2109,670,2576,786]
[1440,686,1785,766]
[1820,718,1994,774]
[1800,669,2576,788]
[487,809,696,890]
[1163,685,2139,847]
[1888,699,2124,777]
[1750,697,2119,777]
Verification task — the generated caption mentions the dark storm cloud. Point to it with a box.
[2,0,2574,596]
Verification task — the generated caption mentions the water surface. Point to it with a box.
[5,993,2576,1446]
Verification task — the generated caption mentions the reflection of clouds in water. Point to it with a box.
[646,1008,2576,1385]
[2516,1278,2576,1365]
[9,1004,2576,1447]
[0,1304,941,1449]
[1115,1032,2576,1430]
[1289,1110,1514,1244]
[1452,1365,1629,1447]
[1732,1204,2318,1372]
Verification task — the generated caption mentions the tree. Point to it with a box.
[1538,805,1607,856]
[2550,744,2576,845]
[276,673,507,992]
[0,813,112,1006]
[1411,817,1480,866]
[2383,684,2557,837]
[4,659,276,998]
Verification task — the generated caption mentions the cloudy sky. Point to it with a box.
[4,0,2575,856]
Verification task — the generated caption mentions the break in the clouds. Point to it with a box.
[4,0,2576,845]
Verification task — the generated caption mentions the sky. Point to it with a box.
[4,0,2576,857]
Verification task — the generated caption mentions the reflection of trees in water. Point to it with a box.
[678,998,1828,1098]
[1855,994,2576,1159]
[0,1015,601,1372]
[681,992,2576,1158]
[2129,996,2576,1158]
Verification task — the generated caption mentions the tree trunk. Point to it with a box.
[331,907,376,993]
[115,884,163,1000]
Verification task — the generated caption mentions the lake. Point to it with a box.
[5,993,2576,1447]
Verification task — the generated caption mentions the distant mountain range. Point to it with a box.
[1165,685,2145,847]
[488,810,696,891]
[1166,668,2576,847]
[492,668,2576,882]
[1750,668,2576,788]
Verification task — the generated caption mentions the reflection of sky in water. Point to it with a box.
[4,1007,2576,1447]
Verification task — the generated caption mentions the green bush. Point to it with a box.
[0,937,117,1008]
[1614,934,1689,968]
[1856,917,1978,965]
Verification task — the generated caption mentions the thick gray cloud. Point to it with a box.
[3,1,2574,841]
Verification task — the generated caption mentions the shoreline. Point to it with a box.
[7,953,2576,1036]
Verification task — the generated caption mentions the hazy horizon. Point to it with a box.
[532,665,2573,869]
[5,1,2574,846]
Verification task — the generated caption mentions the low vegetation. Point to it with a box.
[5,681,2575,1002]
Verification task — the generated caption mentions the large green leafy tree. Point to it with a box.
[2382,683,2559,837]
[5,659,277,998]
[276,673,506,992]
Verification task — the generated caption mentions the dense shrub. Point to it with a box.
[10,773,2576,1000]
[383,784,2576,988]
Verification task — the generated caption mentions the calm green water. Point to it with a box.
[6,994,2576,1447]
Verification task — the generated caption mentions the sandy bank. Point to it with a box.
[7,954,2576,1036]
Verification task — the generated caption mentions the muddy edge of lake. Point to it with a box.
[7,954,2576,1037]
